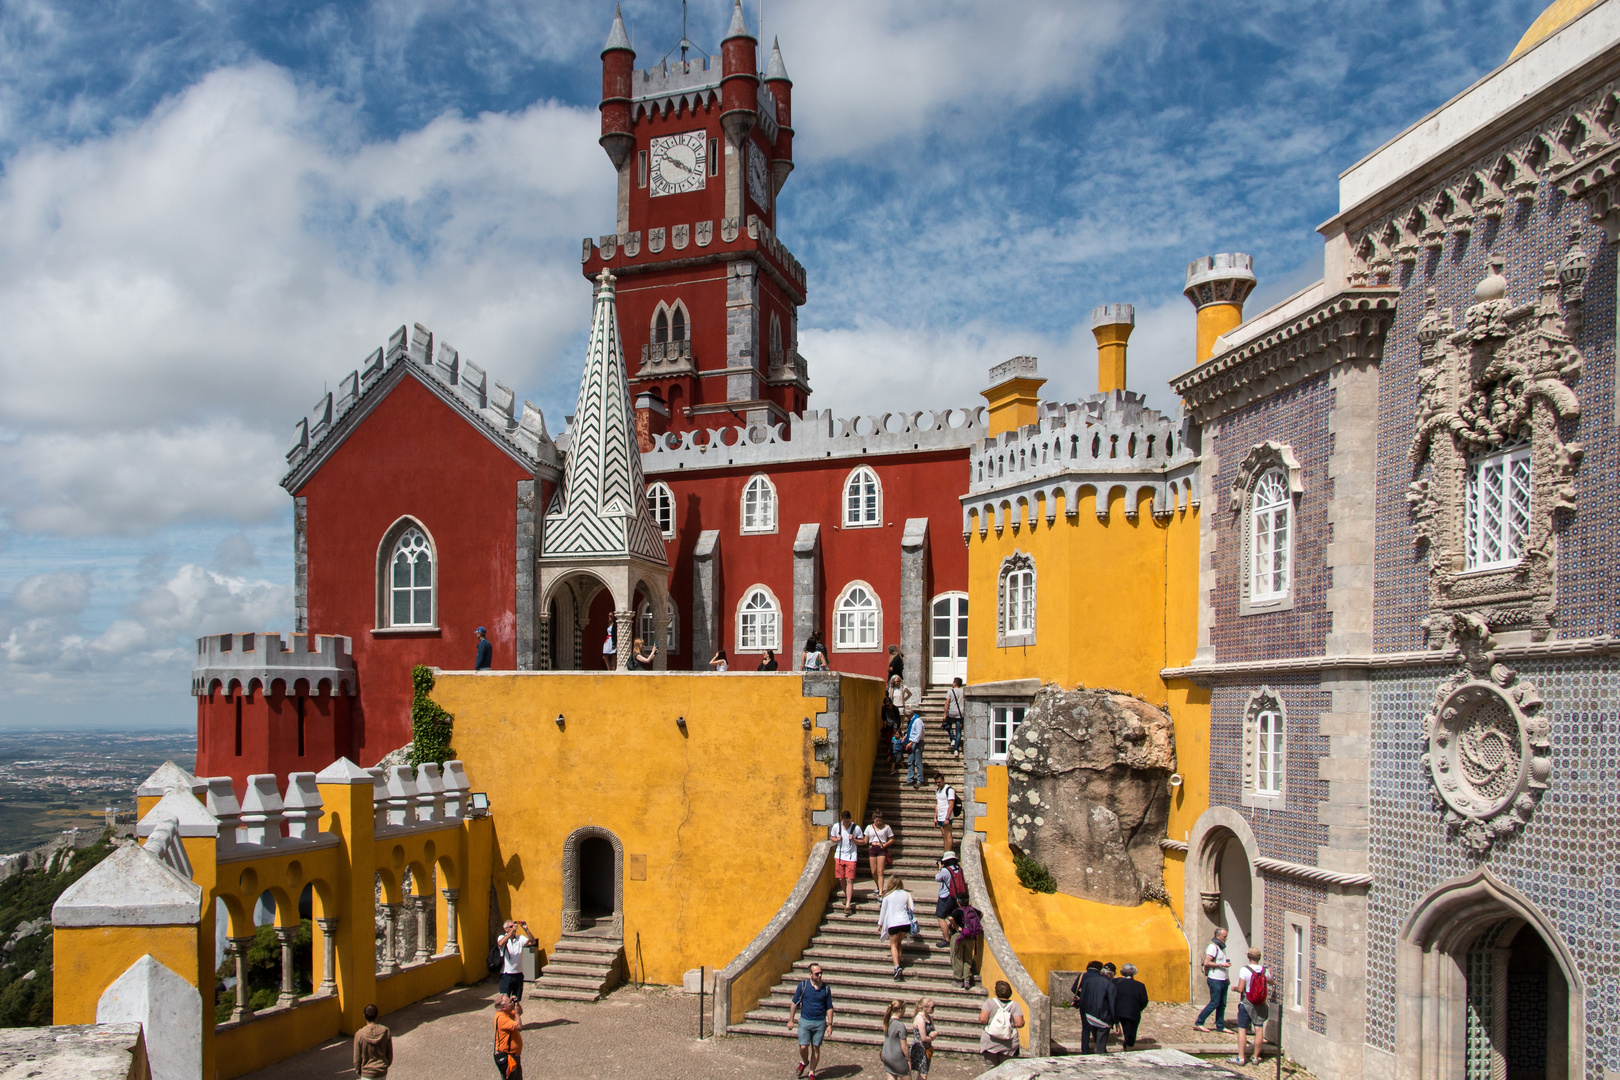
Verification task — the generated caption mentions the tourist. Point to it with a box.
[627,638,656,670]
[475,626,492,672]
[888,713,907,776]
[948,903,983,989]
[832,810,864,916]
[909,997,937,1079]
[758,649,779,671]
[352,1003,393,1079]
[932,772,957,852]
[887,643,905,682]
[888,674,914,730]
[709,648,728,671]
[877,877,915,981]
[932,851,963,945]
[865,809,894,895]
[495,919,532,998]
[1193,927,1232,1032]
[880,999,912,1079]
[1113,964,1149,1050]
[881,674,903,761]
[602,624,615,669]
[978,980,1025,1066]
[803,631,828,671]
[493,994,524,1079]
[787,961,834,1080]
[941,677,965,756]
[904,711,926,786]
[1233,946,1271,1066]
[1075,960,1116,1054]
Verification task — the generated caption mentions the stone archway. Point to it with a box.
[1186,808,1265,1002]
[561,826,624,938]
[1397,869,1582,1080]
[540,572,616,671]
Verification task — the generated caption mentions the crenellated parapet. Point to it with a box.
[582,213,806,298]
[283,322,559,491]
[961,390,1199,536]
[642,404,987,474]
[191,631,356,697]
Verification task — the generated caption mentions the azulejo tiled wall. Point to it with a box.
[1366,657,1620,1070]
[1372,189,1619,652]
[1211,377,1333,662]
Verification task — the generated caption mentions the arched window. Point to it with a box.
[736,586,781,652]
[742,474,777,534]
[666,596,680,654]
[1250,468,1292,603]
[671,303,687,342]
[834,582,881,650]
[652,301,689,346]
[381,522,435,628]
[770,314,782,358]
[843,466,881,527]
[997,551,1035,647]
[646,482,675,538]
[653,308,669,345]
[1242,688,1286,803]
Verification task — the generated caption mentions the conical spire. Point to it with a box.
[542,270,667,564]
[724,0,754,41]
[765,36,790,82]
[603,5,632,53]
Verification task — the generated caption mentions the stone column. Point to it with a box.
[537,612,552,670]
[791,524,821,669]
[515,479,538,670]
[229,936,257,1022]
[275,927,299,1005]
[316,918,338,996]
[441,889,461,956]
[414,895,432,961]
[379,904,400,975]
[613,610,636,670]
[726,261,763,419]
[691,530,722,666]
[899,518,929,694]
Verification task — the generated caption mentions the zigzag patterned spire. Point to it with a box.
[543,270,668,564]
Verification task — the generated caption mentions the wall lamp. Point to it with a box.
[1169,773,1184,789]
[676,716,687,730]
[555,714,565,730]
[470,792,490,815]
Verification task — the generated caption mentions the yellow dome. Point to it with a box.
[1509,0,1605,60]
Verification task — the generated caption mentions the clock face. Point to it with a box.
[649,131,707,197]
[747,142,771,211]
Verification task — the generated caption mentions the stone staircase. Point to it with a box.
[729,684,986,1052]
[529,930,624,1002]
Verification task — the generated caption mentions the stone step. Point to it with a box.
[531,972,610,991]
[786,957,965,986]
[727,1020,983,1055]
[538,961,614,978]
[528,986,602,1003]
[555,935,623,953]
[753,986,986,1018]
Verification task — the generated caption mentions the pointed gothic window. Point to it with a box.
[671,304,687,342]
[834,582,881,650]
[742,474,777,534]
[381,522,435,628]
[654,308,670,345]
[843,466,881,527]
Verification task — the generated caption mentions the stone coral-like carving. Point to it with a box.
[1228,442,1302,513]
[1420,615,1551,855]
[1406,259,1583,638]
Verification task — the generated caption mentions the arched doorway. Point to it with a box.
[1217,837,1254,960]
[561,827,624,938]
[1398,870,1580,1080]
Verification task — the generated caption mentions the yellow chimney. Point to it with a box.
[982,356,1046,437]
[1183,254,1257,364]
[1090,304,1135,394]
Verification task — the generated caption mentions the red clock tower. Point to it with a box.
[585,2,807,446]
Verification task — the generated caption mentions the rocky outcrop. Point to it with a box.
[1005,685,1175,907]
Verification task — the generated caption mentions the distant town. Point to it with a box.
[0,729,194,853]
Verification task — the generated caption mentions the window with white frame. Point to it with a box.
[991,704,1026,762]
[637,599,656,647]
[386,524,435,627]
[843,466,881,527]
[1465,441,1531,571]
[665,596,680,654]
[996,551,1035,646]
[834,582,881,650]
[737,587,781,651]
[1290,922,1307,1009]
[742,474,777,533]
[1242,688,1286,803]
[646,482,675,538]
[1250,468,1292,603]
[1256,708,1284,795]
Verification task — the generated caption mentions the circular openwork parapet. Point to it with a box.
[1422,666,1551,855]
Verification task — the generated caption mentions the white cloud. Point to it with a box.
[11,570,90,615]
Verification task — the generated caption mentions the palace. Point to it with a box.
[52,4,1620,1080]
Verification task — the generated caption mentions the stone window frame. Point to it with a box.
[650,299,691,345]
[645,481,675,539]
[989,701,1027,763]
[374,516,439,633]
[996,551,1036,648]
[1463,439,1531,571]
[832,580,883,652]
[1240,686,1286,809]
[1282,910,1311,1015]
[740,473,778,535]
[1230,442,1303,617]
[842,465,882,528]
[734,584,782,654]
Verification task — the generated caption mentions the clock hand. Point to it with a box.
[666,157,692,176]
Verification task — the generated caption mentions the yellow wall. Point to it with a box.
[52,926,201,1024]
[985,377,1047,437]
[726,854,836,1024]
[434,672,878,986]
[216,997,341,1080]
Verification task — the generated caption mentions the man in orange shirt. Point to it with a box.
[494,994,524,1079]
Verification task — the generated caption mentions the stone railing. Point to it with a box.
[643,405,986,473]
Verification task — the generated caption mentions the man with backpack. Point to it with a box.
[1071,961,1116,1054]
[933,772,958,852]
[948,903,983,989]
[1233,946,1272,1066]
[786,962,834,1080]
[941,676,966,756]
[933,852,969,944]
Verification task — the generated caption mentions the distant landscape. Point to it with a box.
[0,729,195,854]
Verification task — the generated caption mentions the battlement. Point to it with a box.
[191,632,356,697]
[642,404,987,474]
[283,323,558,488]
[1090,303,1136,328]
[583,214,806,293]
[633,56,720,107]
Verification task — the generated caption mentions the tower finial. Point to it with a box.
[725,0,753,42]
[765,36,790,82]
[603,4,632,53]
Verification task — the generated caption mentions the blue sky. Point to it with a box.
[0,0,1548,727]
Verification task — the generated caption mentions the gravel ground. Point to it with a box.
[239,980,993,1080]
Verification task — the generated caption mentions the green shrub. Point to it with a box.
[410,665,455,768]
[0,837,115,1027]
[1013,850,1057,894]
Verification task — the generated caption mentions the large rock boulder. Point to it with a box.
[1005,684,1175,907]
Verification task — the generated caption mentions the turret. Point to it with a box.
[719,0,759,147]
[1183,254,1256,364]
[1090,304,1135,395]
[982,356,1046,438]
[765,37,794,195]
[599,6,636,171]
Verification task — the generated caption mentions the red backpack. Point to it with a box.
[946,865,969,902]
[1244,966,1269,1005]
